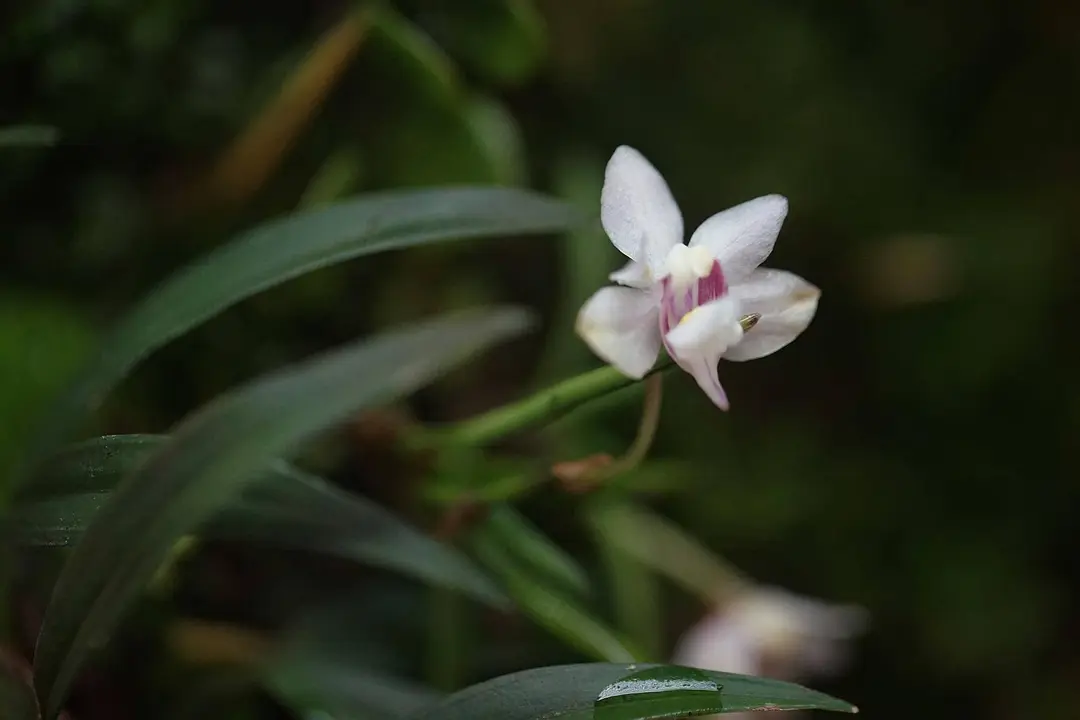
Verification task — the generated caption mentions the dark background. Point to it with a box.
[2,1,1078,718]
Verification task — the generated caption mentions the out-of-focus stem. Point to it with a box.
[427,586,469,692]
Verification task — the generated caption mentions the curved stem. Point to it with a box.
[446,361,673,447]
[554,373,663,491]
[602,373,663,478]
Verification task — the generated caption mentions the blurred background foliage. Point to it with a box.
[2,0,1078,718]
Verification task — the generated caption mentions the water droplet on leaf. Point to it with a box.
[595,666,724,720]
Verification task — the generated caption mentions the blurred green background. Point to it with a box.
[3,0,1078,718]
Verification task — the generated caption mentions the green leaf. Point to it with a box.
[0,125,59,147]
[481,505,590,598]
[421,0,547,86]
[16,187,578,488]
[463,96,527,185]
[266,656,439,720]
[587,502,749,605]
[591,520,661,660]
[0,293,95,484]
[423,454,544,505]
[8,434,507,607]
[469,519,637,663]
[32,307,532,720]
[265,585,442,718]
[409,663,857,720]
[370,6,459,103]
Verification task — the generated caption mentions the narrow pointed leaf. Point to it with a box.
[7,434,506,606]
[16,188,578,488]
[266,588,443,719]
[408,663,857,720]
[469,522,637,663]
[482,505,590,598]
[32,308,531,720]
[589,502,750,604]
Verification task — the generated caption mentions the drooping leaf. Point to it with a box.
[7,434,506,607]
[408,663,857,720]
[32,307,531,720]
[15,187,578,488]
[469,519,637,663]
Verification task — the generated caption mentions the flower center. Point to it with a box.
[657,245,731,345]
[665,243,715,291]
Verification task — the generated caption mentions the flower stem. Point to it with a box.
[448,362,673,447]
[600,373,663,478]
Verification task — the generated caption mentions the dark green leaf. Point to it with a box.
[16,188,578,488]
[265,585,442,719]
[0,293,95,483]
[215,473,506,607]
[266,656,439,720]
[481,505,590,598]
[421,0,547,85]
[0,125,59,147]
[409,663,857,720]
[464,97,526,185]
[32,307,531,720]
[8,434,507,607]
[587,502,749,605]
[593,666,721,719]
[370,6,459,102]
[469,521,637,663]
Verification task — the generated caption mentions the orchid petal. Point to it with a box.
[687,195,788,282]
[733,586,868,678]
[575,286,662,378]
[681,355,730,410]
[723,268,820,362]
[672,612,761,676]
[743,587,868,639]
[609,259,653,289]
[664,297,743,410]
[601,146,684,275]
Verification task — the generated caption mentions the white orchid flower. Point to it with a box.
[575,146,821,409]
[672,586,868,683]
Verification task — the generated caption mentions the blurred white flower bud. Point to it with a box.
[672,585,868,719]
